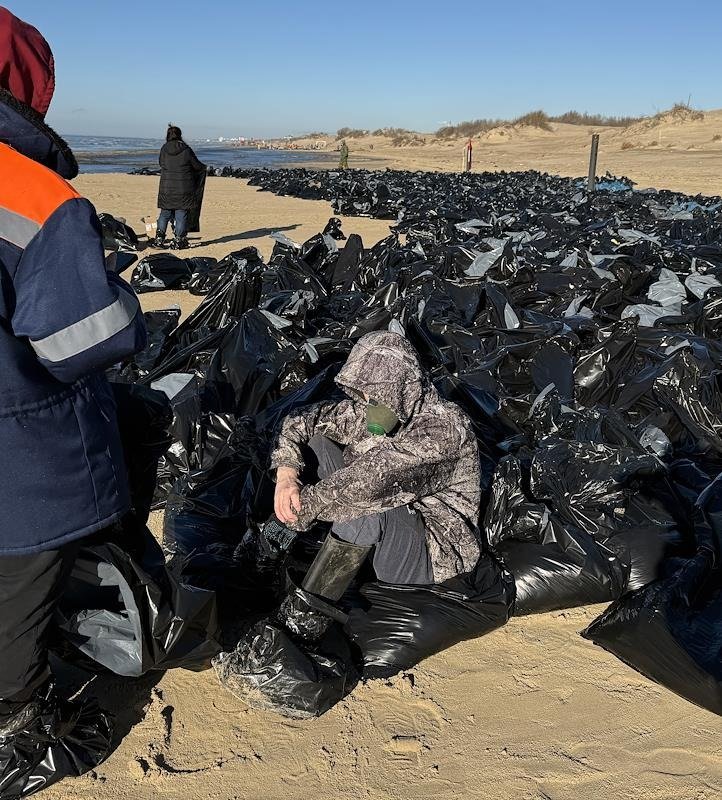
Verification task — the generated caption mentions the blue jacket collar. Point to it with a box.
[0,88,78,179]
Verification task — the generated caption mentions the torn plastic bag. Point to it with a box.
[583,475,722,716]
[213,622,358,719]
[345,557,514,679]
[57,523,220,677]
[0,683,112,799]
[130,253,193,293]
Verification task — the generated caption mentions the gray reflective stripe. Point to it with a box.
[30,289,139,362]
[0,206,40,248]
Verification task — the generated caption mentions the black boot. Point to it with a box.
[276,534,371,641]
[152,234,166,248]
[170,236,189,251]
[0,683,112,798]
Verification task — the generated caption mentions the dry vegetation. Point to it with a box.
[325,103,707,150]
[552,110,643,126]
[336,127,367,139]
[435,118,506,138]
[433,109,645,138]
[656,102,705,122]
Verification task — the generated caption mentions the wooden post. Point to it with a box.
[464,139,473,172]
[587,134,599,192]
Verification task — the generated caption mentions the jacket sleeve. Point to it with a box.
[12,197,147,383]
[189,147,206,172]
[293,416,462,530]
[270,399,364,472]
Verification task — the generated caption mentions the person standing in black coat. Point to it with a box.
[154,125,206,250]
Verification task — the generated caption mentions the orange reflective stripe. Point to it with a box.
[0,142,79,227]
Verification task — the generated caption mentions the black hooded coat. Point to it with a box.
[157,140,206,211]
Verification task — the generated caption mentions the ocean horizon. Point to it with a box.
[65,134,338,174]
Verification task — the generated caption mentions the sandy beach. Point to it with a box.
[46,137,722,800]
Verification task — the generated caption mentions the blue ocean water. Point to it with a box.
[66,135,337,174]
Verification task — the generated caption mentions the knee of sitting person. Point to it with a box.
[308,435,344,480]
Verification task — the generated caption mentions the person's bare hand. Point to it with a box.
[275,467,302,524]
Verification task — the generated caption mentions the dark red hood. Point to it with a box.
[0,7,55,116]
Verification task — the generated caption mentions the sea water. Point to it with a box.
[66,135,337,174]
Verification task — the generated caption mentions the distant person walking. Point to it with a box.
[338,139,349,169]
[154,125,206,250]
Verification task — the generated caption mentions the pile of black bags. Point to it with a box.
[75,167,722,719]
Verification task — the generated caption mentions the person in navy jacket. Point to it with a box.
[0,7,147,792]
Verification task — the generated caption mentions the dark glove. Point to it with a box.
[259,517,298,557]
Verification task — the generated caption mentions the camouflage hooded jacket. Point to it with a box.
[270,331,482,582]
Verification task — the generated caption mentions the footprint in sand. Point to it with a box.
[369,693,444,764]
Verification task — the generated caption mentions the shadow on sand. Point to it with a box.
[54,656,164,754]
[196,224,300,248]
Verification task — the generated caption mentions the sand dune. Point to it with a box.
[291,108,722,196]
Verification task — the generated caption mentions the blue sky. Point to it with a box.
[7,0,722,139]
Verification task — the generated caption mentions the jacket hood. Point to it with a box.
[0,7,55,116]
[336,331,427,422]
[0,87,77,178]
[163,139,187,156]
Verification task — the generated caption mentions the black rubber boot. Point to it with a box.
[170,236,189,251]
[277,534,371,641]
[0,683,112,798]
[152,234,166,248]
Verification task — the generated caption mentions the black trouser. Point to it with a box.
[0,544,78,706]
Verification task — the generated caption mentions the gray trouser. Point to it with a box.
[309,436,433,585]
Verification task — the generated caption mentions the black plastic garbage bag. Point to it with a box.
[498,523,627,615]
[57,524,220,677]
[213,622,358,719]
[484,437,669,614]
[583,475,722,716]
[98,212,138,252]
[186,256,220,295]
[130,253,193,293]
[162,426,260,595]
[345,557,514,678]
[187,170,206,234]
[0,683,112,799]
[135,308,181,377]
[111,383,173,525]
[159,251,264,358]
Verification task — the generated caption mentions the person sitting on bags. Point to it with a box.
[270,332,482,624]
